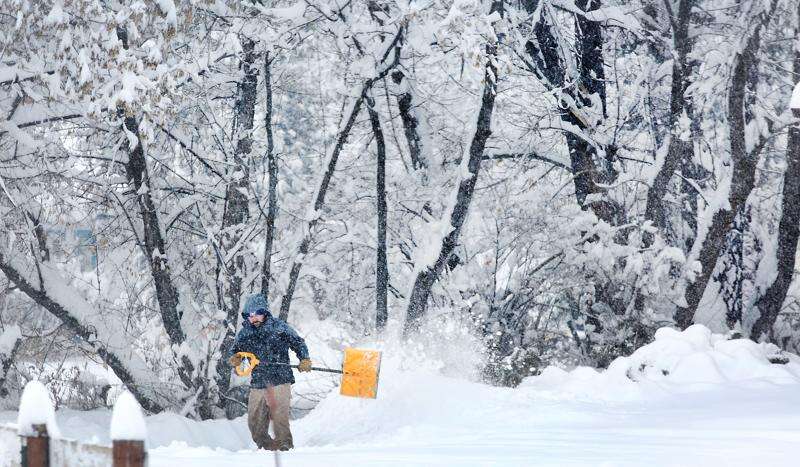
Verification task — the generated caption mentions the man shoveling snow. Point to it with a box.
[229,293,312,451]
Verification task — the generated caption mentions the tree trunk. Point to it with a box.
[750,7,800,340]
[117,26,185,347]
[643,0,695,237]
[221,37,257,320]
[216,38,258,411]
[522,0,621,226]
[634,0,698,314]
[367,94,389,331]
[122,112,184,343]
[278,28,405,322]
[576,0,608,119]
[679,148,707,252]
[718,208,751,328]
[403,2,502,335]
[522,0,624,323]
[260,52,278,299]
[673,4,775,328]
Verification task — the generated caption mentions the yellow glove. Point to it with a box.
[298,358,312,372]
[229,354,243,367]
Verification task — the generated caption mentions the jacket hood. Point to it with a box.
[241,293,272,320]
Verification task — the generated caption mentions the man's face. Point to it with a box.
[248,312,266,326]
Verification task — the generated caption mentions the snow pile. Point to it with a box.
[110,391,147,441]
[612,325,799,383]
[282,314,485,446]
[521,325,800,400]
[16,381,60,437]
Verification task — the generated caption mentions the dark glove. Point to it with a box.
[298,359,312,372]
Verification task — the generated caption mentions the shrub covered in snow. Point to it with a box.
[612,325,798,384]
[520,325,800,400]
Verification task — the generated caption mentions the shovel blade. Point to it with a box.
[340,348,381,399]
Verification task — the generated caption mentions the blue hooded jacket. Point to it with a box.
[231,294,309,388]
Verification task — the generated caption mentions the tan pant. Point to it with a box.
[248,384,293,450]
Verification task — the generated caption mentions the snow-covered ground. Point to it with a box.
[3,325,800,466]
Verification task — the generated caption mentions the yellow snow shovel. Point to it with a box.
[338,348,382,399]
[232,348,382,399]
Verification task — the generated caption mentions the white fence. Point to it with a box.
[1,382,146,467]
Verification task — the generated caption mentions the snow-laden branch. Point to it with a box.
[0,249,170,412]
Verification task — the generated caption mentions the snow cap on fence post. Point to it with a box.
[17,380,60,437]
[110,391,147,441]
[111,391,147,467]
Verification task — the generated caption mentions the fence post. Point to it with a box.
[110,391,148,467]
[112,440,146,467]
[21,423,49,467]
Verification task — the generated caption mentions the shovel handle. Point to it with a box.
[268,362,343,374]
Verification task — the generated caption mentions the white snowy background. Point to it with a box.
[2,0,800,465]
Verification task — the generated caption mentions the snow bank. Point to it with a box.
[110,391,147,441]
[520,325,800,400]
[297,324,800,447]
[16,381,60,437]
[290,324,800,455]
